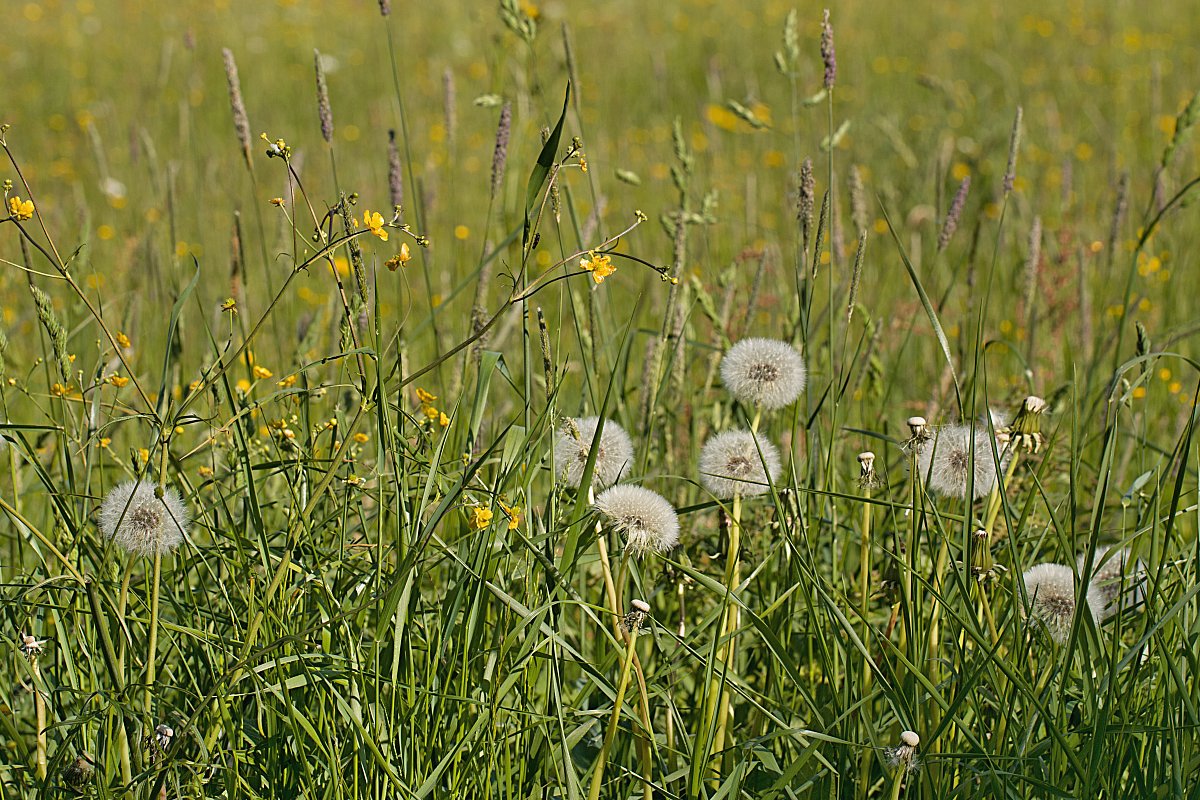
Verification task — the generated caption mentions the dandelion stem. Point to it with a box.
[144,551,163,718]
[586,625,639,800]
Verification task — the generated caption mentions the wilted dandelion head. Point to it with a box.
[915,424,1007,500]
[1078,546,1144,620]
[594,484,680,557]
[554,417,634,489]
[1022,562,1103,644]
[720,338,806,410]
[98,480,189,557]
[885,730,921,773]
[699,429,782,499]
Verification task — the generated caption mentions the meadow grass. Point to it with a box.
[2,0,1200,797]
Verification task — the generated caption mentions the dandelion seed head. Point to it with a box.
[1022,562,1102,644]
[720,338,806,410]
[594,484,680,557]
[699,429,782,499]
[1078,545,1144,620]
[98,480,189,557]
[916,424,1007,500]
[554,417,634,489]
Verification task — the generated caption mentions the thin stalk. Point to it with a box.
[144,552,163,717]
[587,627,639,800]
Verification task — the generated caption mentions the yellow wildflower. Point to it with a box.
[386,242,412,271]
[8,196,34,220]
[221,297,238,314]
[198,465,214,478]
[116,331,132,348]
[50,382,72,397]
[416,387,437,404]
[353,432,370,444]
[137,447,150,463]
[423,405,441,421]
[278,374,298,388]
[469,507,494,530]
[270,197,285,206]
[99,437,111,448]
[580,251,616,284]
[363,210,389,241]
[438,411,449,428]
[108,374,130,388]
[252,365,273,380]
[236,378,252,393]
[500,501,521,530]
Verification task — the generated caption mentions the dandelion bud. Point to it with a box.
[1005,395,1047,452]
[720,338,806,410]
[313,49,334,144]
[98,480,190,557]
[1022,562,1105,644]
[554,417,634,489]
[699,430,782,500]
[937,176,970,252]
[906,416,928,440]
[594,485,681,558]
[971,529,996,582]
[819,9,836,90]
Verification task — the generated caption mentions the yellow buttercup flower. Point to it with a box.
[579,251,616,284]
[252,365,273,380]
[278,374,298,388]
[116,332,132,348]
[416,387,437,404]
[8,196,34,220]
[469,507,494,530]
[108,374,130,388]
[363,210,389,241]
[386,242,412,271]
[500,501,521,530]
[438,411,449,428]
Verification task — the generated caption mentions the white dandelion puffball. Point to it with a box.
[698,429,782,500]
[916,424,1008,500]
[1022,562,1104,644]
[98,480,190,557]
[554,417,634,489]
[720,338,807,411]
[593,484,680,557]
[1078,546,1144,620]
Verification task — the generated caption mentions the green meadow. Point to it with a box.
[2,0,1200,797]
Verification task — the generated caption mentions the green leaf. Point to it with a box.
[523,82,571,252]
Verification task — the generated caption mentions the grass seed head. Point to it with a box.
[98,480,189,558]
[699,429,782,499]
